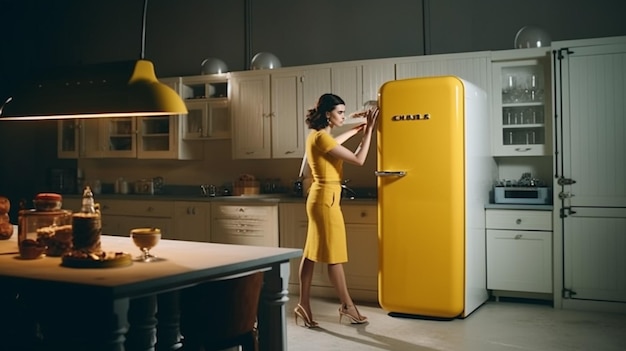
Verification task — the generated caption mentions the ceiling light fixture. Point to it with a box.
[0,0,186,121]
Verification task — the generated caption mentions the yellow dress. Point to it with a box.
[303,130,347,264]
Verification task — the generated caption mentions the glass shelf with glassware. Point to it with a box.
[179,75,231,140]
[491,56,551,157]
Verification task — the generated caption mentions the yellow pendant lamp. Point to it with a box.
[0,0,186,121]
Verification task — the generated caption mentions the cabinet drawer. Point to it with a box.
[213,204,276,219]
[342,204,377,224]
[486,209,551,231]
[100,199,174,217]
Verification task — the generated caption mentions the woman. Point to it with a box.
[295,93,379,328]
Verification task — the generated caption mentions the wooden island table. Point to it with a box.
[0,233,301,351]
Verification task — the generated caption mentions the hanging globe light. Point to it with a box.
[514,26,551,48]
[250,52,282,70]
[200,57,229,75]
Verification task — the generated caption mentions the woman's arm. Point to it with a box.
[334,123,366,145]
[328,108,379,166]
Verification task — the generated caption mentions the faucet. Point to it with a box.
[340,179,357,199]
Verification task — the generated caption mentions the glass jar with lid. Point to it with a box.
[18,209,73,259]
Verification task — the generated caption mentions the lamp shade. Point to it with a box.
[0,60,187,121]
[514,26,551,49]
[250,52,282,70]
[201,57,228,75]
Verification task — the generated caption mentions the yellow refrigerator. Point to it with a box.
[376,76,496,319]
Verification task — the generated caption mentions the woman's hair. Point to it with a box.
[305,93,345,130]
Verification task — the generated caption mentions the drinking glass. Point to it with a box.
[131,227,162,262]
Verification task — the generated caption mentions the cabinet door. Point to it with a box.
[487,229,552,293]
[57,120,81,158]
[278,203,328,286]
[344,223,378,291]
[136,115,177,159]
[231,73,271,159]
[79,118,136,158]
[362,61,395,103]
[342,204,378,292]
[331,64,362,114]
[271,71,305,158]
[173,201,210,242]
[395,52,491,92]
[564,208,626,303]
[491,58,551,156]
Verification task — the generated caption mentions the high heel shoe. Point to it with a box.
[339,304,368,324]
[294,304,319,328]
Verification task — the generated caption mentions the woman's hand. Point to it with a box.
[365,107,379,133]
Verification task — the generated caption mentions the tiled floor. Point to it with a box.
[285,296,626,351]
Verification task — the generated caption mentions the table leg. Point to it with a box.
[38,296,130,351]
[155,291,183,351]
[125,295,158,351]
[257,261,291,351]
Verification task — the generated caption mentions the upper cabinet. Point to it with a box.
[180,74,230,140]
[57,78,202,160]
[395,51,491,93]
[331,59,395,114]
[491,49,552,157]
[57,120,81,159]
[230,67,331,159]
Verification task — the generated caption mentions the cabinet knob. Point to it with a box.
[361,211,367,218]
[516,218,522,225]
[514,234,522,240]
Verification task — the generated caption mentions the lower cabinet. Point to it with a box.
[486,209,553,296]
[211,202,279,247]
[98,199,175,239]
[63,197,175,239]
[173,201,211,242]
[279,202,378,302]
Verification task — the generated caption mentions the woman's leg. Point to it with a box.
[327,263,353,306]
[298,257,315,314]
[328,263,367,322]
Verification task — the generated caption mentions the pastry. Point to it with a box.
[0,196,9,214]
[0,221,13,240]
[37,224,73,256]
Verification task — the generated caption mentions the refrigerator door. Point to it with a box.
[377,76,465,318]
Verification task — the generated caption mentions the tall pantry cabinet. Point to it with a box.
[552,36,626,311]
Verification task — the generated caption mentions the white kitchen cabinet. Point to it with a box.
[211,202,279,247]
[279,201,378,302]
[491,49,552,156]
[331,59,395,113]
[60,114,200,160]
[57,120,81,158]
[486,209,552,295]
[173,201,211,242]
[395,51,491,93]
[342,204,378,296]
[180,75,230,140]
[279,202,331,288]
[57,78,201,160]
[230,67,330,159]
[552,37,626,308]
[97,199,174,239]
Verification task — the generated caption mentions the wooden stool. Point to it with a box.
[180,271,264,351]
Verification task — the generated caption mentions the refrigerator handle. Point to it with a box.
[374,171,407,177]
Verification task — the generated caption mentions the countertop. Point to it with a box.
[63,193,379,204]
[484,203,553,211]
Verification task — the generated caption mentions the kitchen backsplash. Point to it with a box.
[77,139,378,194]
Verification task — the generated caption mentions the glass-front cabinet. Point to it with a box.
[491,52,551,156]
[57,120,81,158]
[180,75,230,140]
